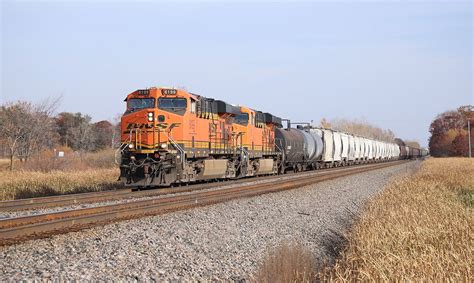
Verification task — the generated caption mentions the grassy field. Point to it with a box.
[0,168,119,200]
[0,159,11,171]
[255,242,316,282]
[323,158,473,281]
[0,149,121,201]
[256,158,473,281]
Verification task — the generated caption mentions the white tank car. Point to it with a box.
[348,134,355,162]
[367,139,373,160]
[374,140,379,160]
[311,128,334,164]
[354,136,361,160]
[300,130,323,162]
[380,142,385,159]
[360,137,367,160]
[381,141,385,159]
[333,131,342,163]
[340,133,349,161]
[308,126,401,165]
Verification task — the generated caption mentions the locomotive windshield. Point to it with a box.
[234,113,249,125]
[158,98,187,110]
[127,98,155,111]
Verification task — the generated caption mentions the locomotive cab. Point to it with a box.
[120,88,190,187]
[119,87,238,188]
[119,87,284,189]
[121,88,191,153]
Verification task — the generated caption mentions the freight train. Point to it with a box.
[118,87,428,188]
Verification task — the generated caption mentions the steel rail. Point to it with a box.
[0,160,410,245]
[0,160,402,212]
[0,174,283,211]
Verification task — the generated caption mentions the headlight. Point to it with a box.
[147,112,154,122]
[160,143,167,149]
[128,144,134,149]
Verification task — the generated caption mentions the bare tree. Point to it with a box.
[93,120,114,150]
[18,97,61,162]
[330,117,396,142]
[0,98,60,170]
[319,118,331,129]
[67,114,97,154]
[0,102,29,170]
[404,140,421,148]
[111,113,122,148]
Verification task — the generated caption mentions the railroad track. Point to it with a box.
[0,160,410,245]
[0,171,296,212]
[0,160,402,212]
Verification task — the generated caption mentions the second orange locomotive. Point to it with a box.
[119,87,282,187]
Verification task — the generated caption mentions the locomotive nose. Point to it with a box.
[120,108,164,151]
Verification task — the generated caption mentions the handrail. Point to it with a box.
[240,145,249,160]
[163,131,185,166]
[274,141,283,153]
[115,129,135,165]
[114,142,128,165]
[129,128,142,150]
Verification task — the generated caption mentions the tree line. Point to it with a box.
[2,99,470,170]
[428,105,473,157]
[319,117,399,143]
[0,100,120,170]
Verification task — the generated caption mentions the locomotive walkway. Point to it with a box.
[0,160,409,245]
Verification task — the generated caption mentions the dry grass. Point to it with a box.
[255,158,473,281]
[0,148,121,200]
[319,158,473,281]
[21,147,117,172]
[254,242,317,283]
[0,168,119,201]
[0,159,10,170]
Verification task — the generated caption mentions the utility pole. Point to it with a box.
[458,105,473,158]
[469,118,472,158]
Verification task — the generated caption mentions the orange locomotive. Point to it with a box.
[119,87,282,188]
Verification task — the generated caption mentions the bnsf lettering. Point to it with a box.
[123,123,180,134]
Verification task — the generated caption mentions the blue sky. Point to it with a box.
[1,1,472,146]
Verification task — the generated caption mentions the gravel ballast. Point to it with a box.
[0,161,420,281]
[1,166,368,219]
